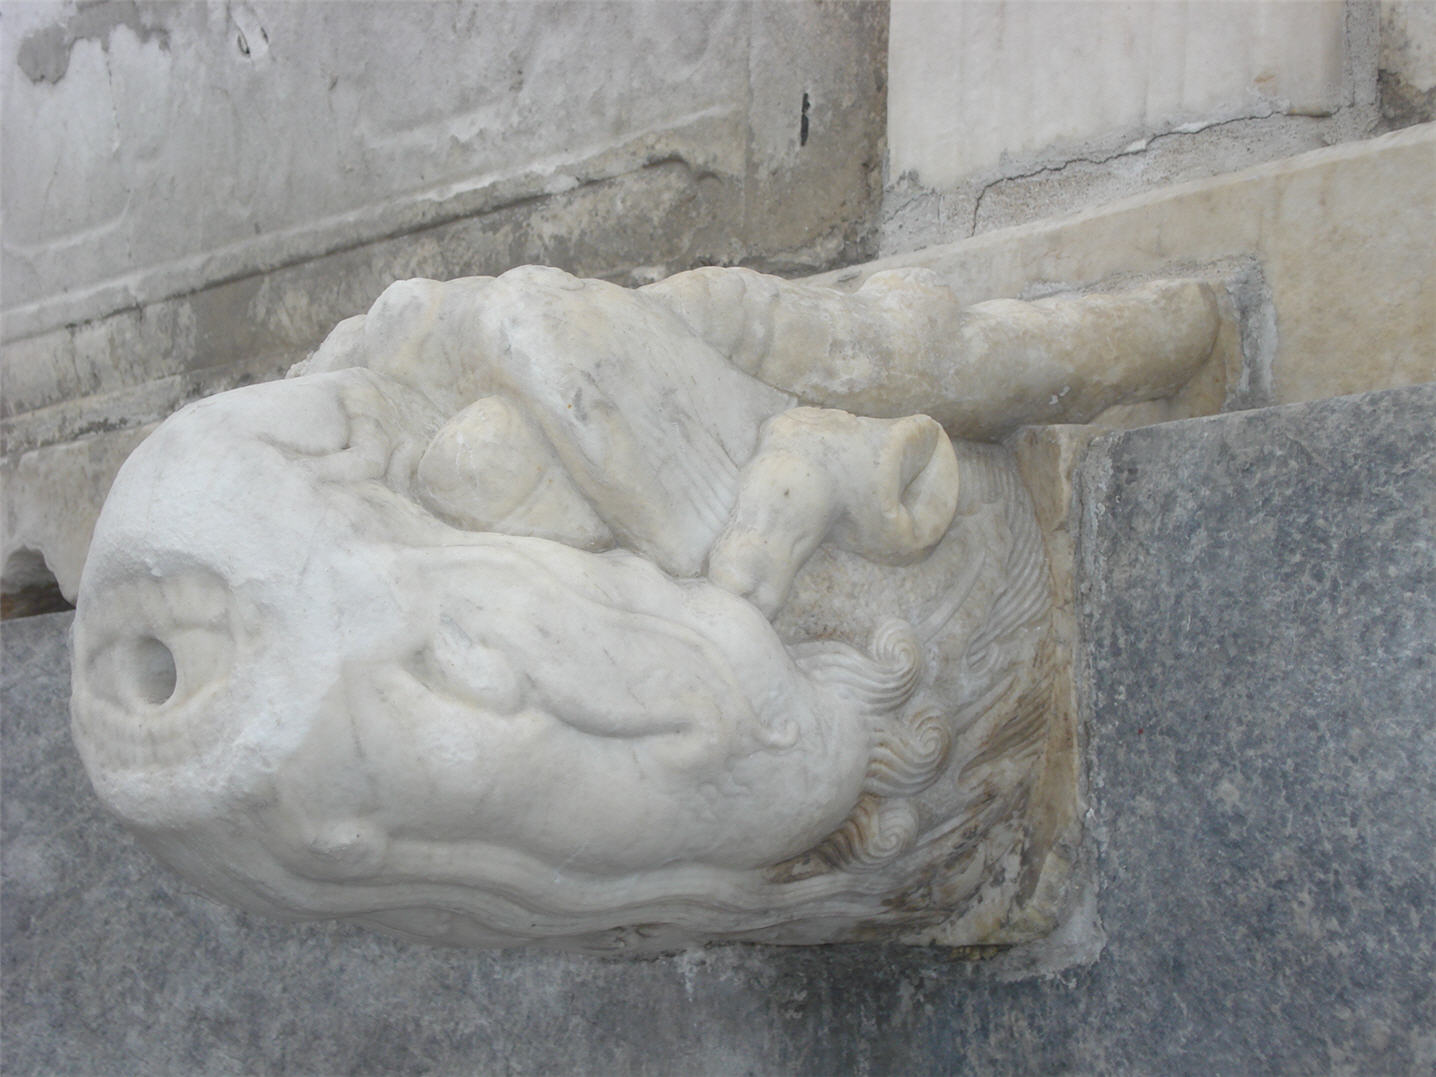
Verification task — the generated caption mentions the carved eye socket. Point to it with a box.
[82,623,228,714]
[72,568,242,769]
[120,635,178,707]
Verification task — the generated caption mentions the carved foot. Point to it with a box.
[709,408,960,617]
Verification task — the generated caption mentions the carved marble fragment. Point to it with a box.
[71,265,1219,951]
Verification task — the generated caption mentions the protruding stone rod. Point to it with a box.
[644,267,1222,441]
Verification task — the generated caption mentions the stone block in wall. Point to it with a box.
[883,0,1381,242]
[5,385,1433,1073]
[3,1,884,319]
[890,0,1346,189]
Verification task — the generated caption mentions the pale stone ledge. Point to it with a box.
[818,123,1436,407]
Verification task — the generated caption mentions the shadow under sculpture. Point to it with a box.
[71,265,1218,952]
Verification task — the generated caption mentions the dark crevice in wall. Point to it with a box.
[1,549,74,619]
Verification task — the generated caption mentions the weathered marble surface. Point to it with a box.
[67,266,1223,951]
[2,3,885,328]
[1381,0,1436,126]
[8,385,1434,1073]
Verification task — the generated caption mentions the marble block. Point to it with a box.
[889,0,1347,190]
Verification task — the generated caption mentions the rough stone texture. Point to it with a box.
[1078,382,1436,1074]
[6,385,1434,1074]
[821,124,1436,409]
[1381,0,1436,126]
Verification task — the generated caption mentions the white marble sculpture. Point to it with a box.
[71,265,1219,951]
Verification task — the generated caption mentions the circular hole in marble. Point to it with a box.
[127,636,178,706]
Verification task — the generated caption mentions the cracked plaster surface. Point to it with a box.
[880,0,1388,253]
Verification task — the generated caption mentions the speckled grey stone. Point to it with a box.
[3,385,1434,1075]
[1075,382,1436,1073]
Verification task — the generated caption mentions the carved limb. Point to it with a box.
[708,408,961,617]
[305,267,1218,581]
[643,267,1221,441]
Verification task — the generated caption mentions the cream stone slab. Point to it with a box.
[887,0,1349,192]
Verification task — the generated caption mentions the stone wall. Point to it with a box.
[1381,0,1436,126]
[883,0,1435,253]
[4,1,887,320]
